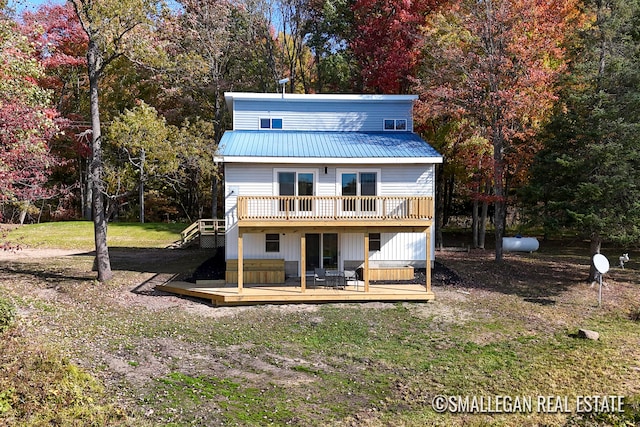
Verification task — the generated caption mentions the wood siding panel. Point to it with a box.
[369,266,414,281]
[225,259,285,284]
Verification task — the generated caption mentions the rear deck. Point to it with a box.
[157,279,434,306]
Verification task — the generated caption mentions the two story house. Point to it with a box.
[206,92,442,304]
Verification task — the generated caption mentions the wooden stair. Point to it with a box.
[180,219,225,249]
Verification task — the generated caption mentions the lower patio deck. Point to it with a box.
[157,279,435,306]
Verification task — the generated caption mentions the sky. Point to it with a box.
[7,0,180,16]
[7,0,63,14]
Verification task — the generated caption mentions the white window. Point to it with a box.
[275,169,315,212]
[339,169,380,212]
[383,119,407,131]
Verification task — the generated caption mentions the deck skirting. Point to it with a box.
[225,259,285,284]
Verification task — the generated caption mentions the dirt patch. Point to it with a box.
[0,248,89,260]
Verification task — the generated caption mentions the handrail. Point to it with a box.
[181,221,201,244]
[237,196,434,221]
[181,219,226,245]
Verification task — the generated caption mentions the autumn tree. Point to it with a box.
[164,1,280,217]
[21,3,93,218]
[69,0,164,282]
[352,0,442,93]
[167,1,276,124]
[270,0,315,92]
[415,0,579,261]
[22,3,87,114]
[526,0,640,280]
[0,10,60,226]
[304,0,356,93]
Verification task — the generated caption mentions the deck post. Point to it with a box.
[300,234,306,292]
[364,232,370,292]
[425,227,431,294]
[237,231,243,294]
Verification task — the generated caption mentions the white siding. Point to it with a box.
[224,162,436,265]
[227,233,300,259]
[233,99,414,132]
[341,232,427,268]
[371,233,427,266]
[380,165,435,197]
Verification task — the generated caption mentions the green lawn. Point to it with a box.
[2,221,187,250]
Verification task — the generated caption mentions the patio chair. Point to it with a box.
[314,268,327,287]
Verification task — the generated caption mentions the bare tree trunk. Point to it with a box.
[494,132,506,262]
[472,188,479,248]
[83,158,93,220]
[139,148,145,224]
[211,174,218,219]
[435,163,444,249]
[479,193,488,249]
[494,198,506,261]
[88,39,113,282]
[443,174,454,227]
[19,202,28,225]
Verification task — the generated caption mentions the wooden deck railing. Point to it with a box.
[237,196,434,221]
[181,219,226,246]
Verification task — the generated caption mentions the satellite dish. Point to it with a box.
[593,254,610,274]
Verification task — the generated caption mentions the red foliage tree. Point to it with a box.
[0,104,59,205]
[22,3,88,112]
[1,12,60,227]
[351,0,443,93]
[21,4,90,219]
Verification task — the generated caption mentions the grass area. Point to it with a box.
[0,227,639,426]
[2,221,187,250]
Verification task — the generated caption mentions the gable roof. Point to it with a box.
[217,131,442,164]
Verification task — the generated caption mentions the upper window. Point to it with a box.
[278,171,314,212]
[260,118,283,129]
[383,119,407,131]
[341,171,377,212]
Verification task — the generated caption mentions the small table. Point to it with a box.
[326,270,345,289]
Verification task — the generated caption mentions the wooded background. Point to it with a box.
[1,0,639,267]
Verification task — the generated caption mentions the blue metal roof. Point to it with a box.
[218,131,441,159]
